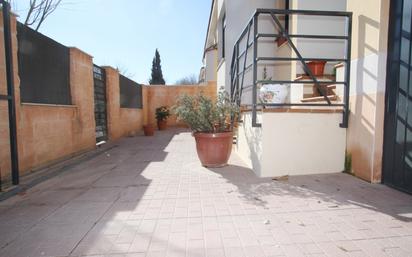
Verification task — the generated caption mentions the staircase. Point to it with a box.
[230,9,353,128]
[295,74,341,104]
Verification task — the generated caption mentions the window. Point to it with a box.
[222,14,226,58]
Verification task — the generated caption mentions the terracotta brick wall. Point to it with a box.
[15,48,96,174]
[0,15,97,181]
[143,82,217,127]
[105,67,144,140]
[0,13,17,183]
[0,13,217,185]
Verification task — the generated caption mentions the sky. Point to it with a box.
[12,0,211,84]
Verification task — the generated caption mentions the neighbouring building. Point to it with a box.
[203,0,412,194]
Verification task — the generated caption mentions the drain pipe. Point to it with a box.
[1,0,19,185]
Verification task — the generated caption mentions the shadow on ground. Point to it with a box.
[209,164,412,223]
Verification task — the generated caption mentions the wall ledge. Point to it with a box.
[119,107,143,110]
[241,107,343,114]
[21,103,77,108]
[68,47,93,58]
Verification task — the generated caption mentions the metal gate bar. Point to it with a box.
[0,0,19,186]
[93,65,108,142]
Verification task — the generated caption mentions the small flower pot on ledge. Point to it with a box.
[306,61,327,76]
[143,124,155,136]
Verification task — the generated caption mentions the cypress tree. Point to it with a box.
[149,49,166,85]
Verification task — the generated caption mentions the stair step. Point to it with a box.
[301,95,338,103]
[295,74,336,81]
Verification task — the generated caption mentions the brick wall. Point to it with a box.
[105,67,144,140]
[0,13,217,186]
[143,82,217,127]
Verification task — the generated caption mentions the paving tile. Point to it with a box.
[0,129,411,257]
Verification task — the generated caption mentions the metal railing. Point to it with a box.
[230,9,353,128]
[0,0,19,187]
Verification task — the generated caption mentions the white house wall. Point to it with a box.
[217,0,281,95]
[205,49,217,82]
[292,0,348,74]
[210,0,391,183]
[261,112,346,177]
[236,111,346,178]
[236,112,263,176]
[217,60,226,91]
[343,0,389,183]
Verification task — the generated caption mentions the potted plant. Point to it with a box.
[155,106,170,130]
[173,90,239,167]
[306,61,327,76]
[143,124,155,136]
[259,66,289,107]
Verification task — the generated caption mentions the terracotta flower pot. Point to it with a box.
[157,120,167,130]
[306,61,327,76]
[143,124,155,136]
[194,131,233,168]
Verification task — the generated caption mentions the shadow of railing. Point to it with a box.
[208,164,412,223]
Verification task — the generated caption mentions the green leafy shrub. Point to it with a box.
[173,89,239,133]
[155,106,170,121]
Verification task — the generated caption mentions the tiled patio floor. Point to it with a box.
[0,129,412,257]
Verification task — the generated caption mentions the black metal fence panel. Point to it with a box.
[17,22,71,105]
[119,75,142,109]
[93,65,108,142]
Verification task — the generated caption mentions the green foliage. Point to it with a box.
[175,74,198,85]
[149,49,166,85]
[155,106,170,121]
[173,89,239,133]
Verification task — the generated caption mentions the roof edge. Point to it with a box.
[203,0,216,59]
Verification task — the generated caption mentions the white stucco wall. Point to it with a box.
[217,60,226,91]
[236,112,263,176]
[205,49,217,82]
[219,0,281,94]
[236,111,346,177]
[262,112,346,177]
[294,0,348,74]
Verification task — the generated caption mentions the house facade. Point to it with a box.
[202,0,412,194]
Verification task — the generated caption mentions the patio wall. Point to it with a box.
[0,13,217,186]
[105,67,144,140]
[0,14,16,182]
[0,17,97,179]
[142,82,217,127]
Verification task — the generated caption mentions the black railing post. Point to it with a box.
[235,42,240,105]
[2,0,19,185]
[340,13,352,128]
[239,23,252,104]
[252,14,260,127]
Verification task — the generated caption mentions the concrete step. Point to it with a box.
[301,95,338,103]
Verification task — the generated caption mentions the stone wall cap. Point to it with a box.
[69,47,93,58]
[21,102,77,108]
